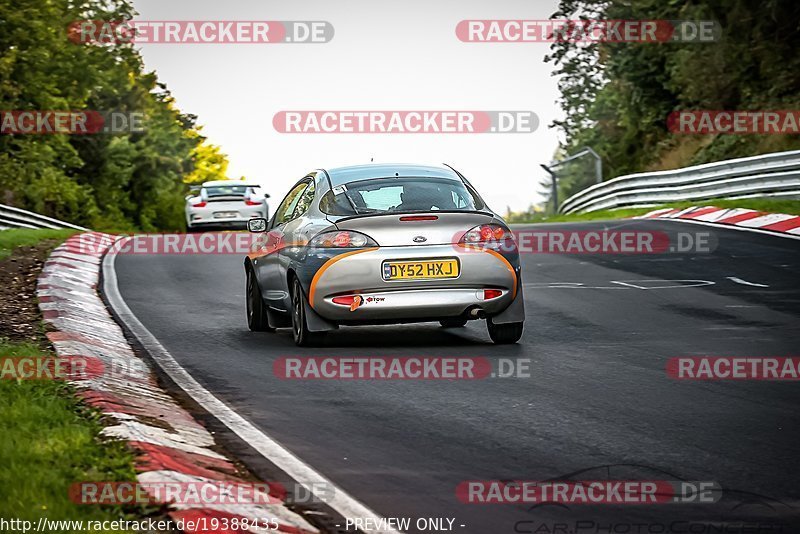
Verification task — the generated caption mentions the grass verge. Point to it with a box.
[514,198,800,224]
[0,229,77,260]
[0,229,140,530]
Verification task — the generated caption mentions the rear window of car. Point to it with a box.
[203,185,249,197]
[320,177,483,216]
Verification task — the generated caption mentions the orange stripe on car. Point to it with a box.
[455,244,518,299]
[483,249,517,299]
[308,247,379,306]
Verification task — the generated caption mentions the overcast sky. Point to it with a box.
[131,0,562,213]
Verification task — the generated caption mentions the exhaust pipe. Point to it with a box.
[468,307,485,319]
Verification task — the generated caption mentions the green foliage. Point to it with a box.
[184,136,231,185]
[0,0,231,231]
[546,0,800,204]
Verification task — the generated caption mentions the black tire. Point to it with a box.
[487,319,523,344]
[439,318,468,328]
[291,278,324,347]
[246,268,274,332]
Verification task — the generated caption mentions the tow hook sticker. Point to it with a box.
[350,295,363,311]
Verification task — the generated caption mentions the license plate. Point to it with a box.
[382,259,459,280]
[213,211,238,218]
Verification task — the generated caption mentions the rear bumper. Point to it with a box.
[306,245,520,322]
[320,287,512,321]
[186,205,266,227]
[188,220,250,230]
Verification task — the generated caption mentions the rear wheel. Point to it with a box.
[246,268,274,332]
[487,319,523,344]
[291,278,324,347]
[439,318,468,328]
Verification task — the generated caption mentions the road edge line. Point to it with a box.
[102,237,403,534]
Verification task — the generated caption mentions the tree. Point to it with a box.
[184,137,231,185]
[546,0,800,203]
[0,0,207,231]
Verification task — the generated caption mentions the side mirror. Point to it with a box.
[247,218,268,233]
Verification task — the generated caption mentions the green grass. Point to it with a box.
[514,198,800,224]
[0,341,141,529]
[0,230,141,529]
[0,228,77,260]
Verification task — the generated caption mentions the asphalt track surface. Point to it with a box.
[112,219,800,533]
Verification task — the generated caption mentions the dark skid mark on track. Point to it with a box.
[666,303,778,328]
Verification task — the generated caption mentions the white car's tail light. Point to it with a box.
[309,230,378,248]
[192,201,207,208]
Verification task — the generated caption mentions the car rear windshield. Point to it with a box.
[320,176,483,216]
[203,185,250,197]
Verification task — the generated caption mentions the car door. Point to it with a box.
[257,180,310,309]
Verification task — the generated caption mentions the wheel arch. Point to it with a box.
[287,267,298,295]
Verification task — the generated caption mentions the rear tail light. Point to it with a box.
[331,295,363,311]
[244,199,262,206]
[482,289,503,300]
[192,201,207,208]
[309,230,378,248]
[460,224,512,244]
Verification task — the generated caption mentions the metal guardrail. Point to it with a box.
[559,150,800,214]
[0,203,89,231]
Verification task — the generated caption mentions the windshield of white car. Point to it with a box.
[320,177,483,216]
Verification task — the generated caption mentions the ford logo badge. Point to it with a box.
[413,236,427,243]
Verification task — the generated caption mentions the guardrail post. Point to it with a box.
[586,147,603,184]
[540,164,558,213]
